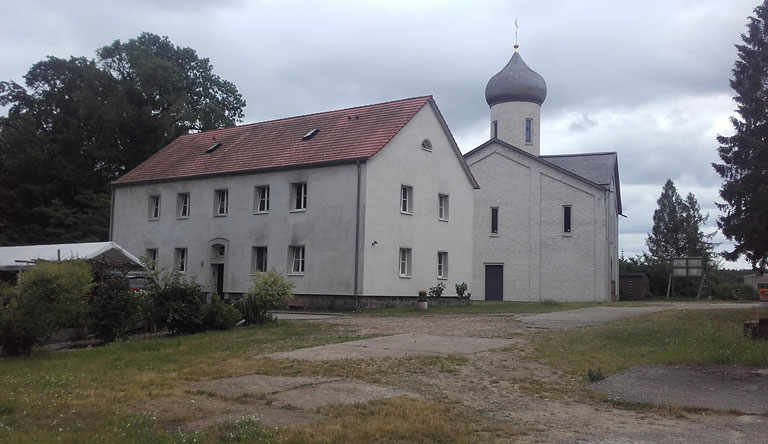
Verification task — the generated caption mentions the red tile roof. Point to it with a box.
[113,96,432,185]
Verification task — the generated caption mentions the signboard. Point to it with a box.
[672,257,703,277]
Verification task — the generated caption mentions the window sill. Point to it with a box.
[253,211,269,215]
[214,214,228,217]
[421,148,432,152]
[562,233,573,237]
[176,216,189,220]
[489,233,499,237]
[400,211,413,216]
[437,276,448,280]
[289,209,307,213]
[148,218,160,222]
[287,272,305,276]
[399,275,412,279]
[438,218,449,222]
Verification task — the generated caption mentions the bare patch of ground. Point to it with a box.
[151,306,768,442]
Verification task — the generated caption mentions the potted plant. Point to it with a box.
[428,282,446,299]
[417,290,428,310]
[456,282,470,305]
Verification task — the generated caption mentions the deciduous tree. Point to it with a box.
[0,33,245,245]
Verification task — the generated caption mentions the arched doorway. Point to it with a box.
[208,239,229,296]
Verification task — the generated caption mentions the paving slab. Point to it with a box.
[518,303,757,329]
[265,333,515,361]
[590,363,768,415]
[191,374,339,398]
[272,380,412,410]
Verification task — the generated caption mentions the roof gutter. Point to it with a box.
[353,160,363,310]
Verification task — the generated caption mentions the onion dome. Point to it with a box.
[485,46,547,106]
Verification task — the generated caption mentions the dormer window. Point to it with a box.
[421,139,432,152]
[302,129,320,140]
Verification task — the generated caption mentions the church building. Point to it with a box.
[110,42,620,305]
[464,43,621,302]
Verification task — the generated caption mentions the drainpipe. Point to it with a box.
[353,160,362,310]
[109,186,115,241]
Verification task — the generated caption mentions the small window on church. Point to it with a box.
[563,205,572,233]
[421,139,432,152]
[490,207,499,235]
[525,119,533,144]
[492,120,498,139]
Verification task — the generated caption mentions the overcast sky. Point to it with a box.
[1,0,759,269]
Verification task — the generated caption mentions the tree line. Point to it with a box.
[0,33,245,245]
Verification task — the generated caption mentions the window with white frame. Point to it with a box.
[145,248,158,270]
[177,193,190,218]
[174,248,187,273]
[254,185,270,213]
[437,251,448,279]
[399,248,412,277]
[438,194,449,221]
[490,207,499,235]
[563,205,572,233]
[400,185,413,214]
[148,195,160,220]
[288,246,305,274]
[252,246,268,273]
[214,189,228,216]
[291,182,307,211]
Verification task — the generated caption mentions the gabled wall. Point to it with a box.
[466,142,611,302]
[361,103,475,297]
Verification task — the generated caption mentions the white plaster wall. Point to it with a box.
[362,104,475,297]
[490,101,541,155]
[112,164,360,295]
[466,143,611,302]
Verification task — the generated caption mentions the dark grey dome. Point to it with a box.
[485,51,547,106]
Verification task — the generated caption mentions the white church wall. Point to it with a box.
[362,103,475,298]
[466,142,612,302]
[490,101,541,156]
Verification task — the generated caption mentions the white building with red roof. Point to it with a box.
[110,96,479,307]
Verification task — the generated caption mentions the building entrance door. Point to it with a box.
[485,265,503,301]
[212,263,224,296]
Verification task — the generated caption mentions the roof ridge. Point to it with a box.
[184,95,434,137]
[541,151,617,158]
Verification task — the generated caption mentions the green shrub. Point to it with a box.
[586,368,604,383]
[0,260,92,355]
[151,273,207,335]
[88,274,141,342]
[708,281,759,300]
[202,294,242,330]
[455,282,469,299]
[237,270,294,325]
[428,282,445,298]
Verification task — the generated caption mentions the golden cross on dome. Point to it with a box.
[514,18,519,52]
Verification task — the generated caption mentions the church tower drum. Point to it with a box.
[485,42,547,156]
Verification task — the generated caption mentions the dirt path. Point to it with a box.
[312,312,768,443]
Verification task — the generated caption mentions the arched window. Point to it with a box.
[421,139,432,152]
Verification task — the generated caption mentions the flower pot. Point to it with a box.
[417,301,428,311]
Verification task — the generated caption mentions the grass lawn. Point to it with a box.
[359,300,600,316]
[532,307,768,380]
[0,321,502,444]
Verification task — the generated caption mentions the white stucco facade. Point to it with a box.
[490,101,541,156]
[465,141,619,302]
[111,99,476,301]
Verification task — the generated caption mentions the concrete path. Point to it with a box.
[519,302,758,329]
[266,333,514,360]
[590,364,768,415]
[272,312,342,320]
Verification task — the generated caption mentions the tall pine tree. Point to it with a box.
[714,1,768,275]
[646,179,712,264]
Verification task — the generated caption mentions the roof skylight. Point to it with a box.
[302,129,320,141]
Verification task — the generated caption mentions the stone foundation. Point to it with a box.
[287,294,469,311]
